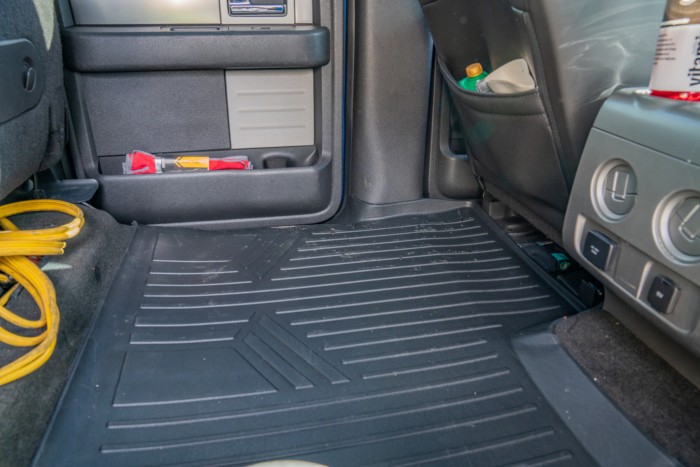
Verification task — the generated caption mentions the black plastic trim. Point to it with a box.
[331,197,472,224]
[0,39,45,124]
[61,25,331,72]
[348,1,433,205]
[97,160,333,226]
[470,204,584,311]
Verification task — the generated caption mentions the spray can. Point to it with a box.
[649,0,700,101]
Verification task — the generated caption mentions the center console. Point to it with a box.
[563,89,700,382]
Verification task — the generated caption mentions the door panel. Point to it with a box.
[58,0,343,228]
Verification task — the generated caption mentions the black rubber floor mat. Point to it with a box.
[34,208,594,466]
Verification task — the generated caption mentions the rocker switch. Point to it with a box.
[583,230,617,271]
[647,276,680,314]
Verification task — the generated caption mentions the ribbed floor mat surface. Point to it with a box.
[34,208,593,466]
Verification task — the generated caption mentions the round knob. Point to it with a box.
[595,162,637,220]
[668,197,700,257]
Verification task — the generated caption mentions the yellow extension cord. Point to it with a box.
[0,200,84,386]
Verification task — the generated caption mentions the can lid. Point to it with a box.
[466,63,484,78]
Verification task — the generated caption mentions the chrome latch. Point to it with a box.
[229,0,287,16]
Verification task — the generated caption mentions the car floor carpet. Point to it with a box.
[556,310,700,467]
[0,205,134,467]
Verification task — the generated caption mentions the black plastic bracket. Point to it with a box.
[0,39,44,124]
[4,172,99,205]
[61,25,330,72]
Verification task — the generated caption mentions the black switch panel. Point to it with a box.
[647,276,680,314]
[583,230,617,271]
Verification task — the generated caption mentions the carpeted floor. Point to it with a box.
[0,204,134,467]
[556,310,700,467]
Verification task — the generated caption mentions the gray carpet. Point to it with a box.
[0,205,134,467]
[556,310,700,467]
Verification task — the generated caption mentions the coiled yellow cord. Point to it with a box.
[0,200,84,386]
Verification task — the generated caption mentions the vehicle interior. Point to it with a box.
[1,0,699,465]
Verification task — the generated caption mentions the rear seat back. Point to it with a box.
[0,0,65,199]
[419,0,665,238]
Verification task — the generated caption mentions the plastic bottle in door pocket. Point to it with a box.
[458,63,489,92]
[649,0,700,101]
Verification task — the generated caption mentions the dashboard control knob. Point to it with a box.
[603,164,637,216]
[668,197,700,257]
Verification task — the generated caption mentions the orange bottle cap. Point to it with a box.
[466,63,484,78]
